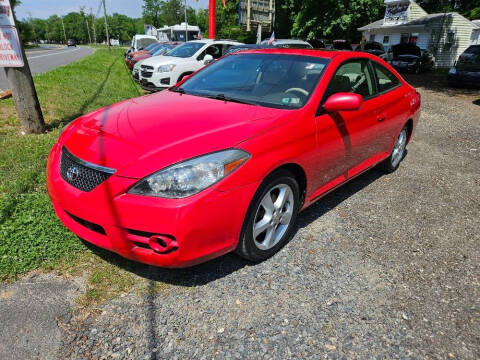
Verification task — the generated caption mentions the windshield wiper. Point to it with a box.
[206,93,258,106]
[169,86,185,94]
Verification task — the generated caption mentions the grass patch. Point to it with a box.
[0,48,143,282]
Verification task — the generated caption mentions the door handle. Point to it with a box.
[377,114,386,122]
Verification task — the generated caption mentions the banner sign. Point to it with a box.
[0,26,24,67]
[0,0,14,27]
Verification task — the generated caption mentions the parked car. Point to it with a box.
[358,41,385,57]
[67,39,76,47]
[127,35,158,55]
[126,43,180,71]
[47,49,420,268]
[137,39,242,92]
[125,42,162,70]
[448,45,480,88]
[131,44,180,81]
[260,39,313,49]
[388,43,435,73]
[332,40,353,50]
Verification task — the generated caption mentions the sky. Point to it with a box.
[15,0,209,20]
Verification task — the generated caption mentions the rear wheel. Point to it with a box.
[236,170,300,262]
[381,126,408,173]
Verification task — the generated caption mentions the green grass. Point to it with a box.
[0,48,143,282]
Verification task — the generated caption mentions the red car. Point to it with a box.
[47,49,420,267]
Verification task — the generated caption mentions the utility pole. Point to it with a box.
[91,9,97,44]
[184,0,188,41]
[86,18,92,44]
[4,3,45,133]
[61,16,67,44]
[102,0,110,50]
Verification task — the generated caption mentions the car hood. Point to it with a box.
[140,55,191,68]
[61,91,288,179]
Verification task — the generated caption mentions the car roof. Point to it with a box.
[228,47,348,59]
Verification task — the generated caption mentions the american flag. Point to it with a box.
[268,31,275,45]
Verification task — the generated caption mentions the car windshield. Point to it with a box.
[165,42,205,58]
[144,42,160,52]
[177,53,329,110]
[457,46,480,68]
[152,45,175,56]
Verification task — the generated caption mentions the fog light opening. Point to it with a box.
[148,235,178,254]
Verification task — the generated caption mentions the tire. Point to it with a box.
[236,169,300,262]
[381,125,408,173]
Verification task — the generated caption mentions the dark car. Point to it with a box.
[332,40,353,50]
[67,39,76,47]
[448,45,480,88]
[389,43,434,73]
[359,41,385,57]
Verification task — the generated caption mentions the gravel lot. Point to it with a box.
[5,74,480,359]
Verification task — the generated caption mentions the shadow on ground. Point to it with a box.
[86,166,385,287]
[46,57,119,131]
[403,73,480,98]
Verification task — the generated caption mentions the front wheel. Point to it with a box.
[381,126,408,173]
[236,170,300,262]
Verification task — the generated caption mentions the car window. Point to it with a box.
[324,59,375,100]
[180,54,329,110]
[165,42,205,58]
[372,62,400,93]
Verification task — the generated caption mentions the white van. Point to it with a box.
[127,35,158,54]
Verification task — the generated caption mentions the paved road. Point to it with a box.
[0,46,94,90]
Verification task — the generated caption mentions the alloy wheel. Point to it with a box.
[253,184,294,251]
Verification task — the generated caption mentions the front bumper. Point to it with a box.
[46,144,258,267]
[391,62,418,73]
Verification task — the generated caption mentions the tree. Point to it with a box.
[276,0,386,42]
[143,0,163,27]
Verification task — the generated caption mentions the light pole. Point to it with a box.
[185,0,188,41]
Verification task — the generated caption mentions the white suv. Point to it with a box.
[138,39,242,92]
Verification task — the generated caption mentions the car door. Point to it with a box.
[314,58,385,186]
[370,61,408,156]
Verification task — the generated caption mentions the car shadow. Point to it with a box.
[472,99,480,106]
[85,166,386,287]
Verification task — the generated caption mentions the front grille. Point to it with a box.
[141,71,153,78]
[60,147,115,192]
[141,65,154,70]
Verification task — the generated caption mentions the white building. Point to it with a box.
[358,0,480,67]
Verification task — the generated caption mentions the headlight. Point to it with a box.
[158,64,176,73]
[449,67,456,74]
[128,149,250,198]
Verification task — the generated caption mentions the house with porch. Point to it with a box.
[358,0,480,67]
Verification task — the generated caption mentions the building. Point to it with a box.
[358,0,480,67]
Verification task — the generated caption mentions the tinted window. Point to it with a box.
[180,54,329,109]
[373,62,400,92]
[325,60,375,99]
[165,42,205,58]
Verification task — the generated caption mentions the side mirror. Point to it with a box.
[323,93,362,113]
[203,54,214,65]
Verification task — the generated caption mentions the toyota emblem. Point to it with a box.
[66,166,80,182]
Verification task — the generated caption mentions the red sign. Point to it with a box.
[0,26,23,67]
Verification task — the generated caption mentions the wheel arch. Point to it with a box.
[266,163,307,207]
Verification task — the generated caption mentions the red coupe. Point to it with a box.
[47,49,420,267]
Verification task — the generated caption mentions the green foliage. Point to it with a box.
[0,49,142,281]
[276,0,386,42]
[142,0,186,28]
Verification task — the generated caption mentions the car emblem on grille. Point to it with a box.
[66,166,80,182]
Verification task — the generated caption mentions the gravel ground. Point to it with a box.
[11,74,480,359]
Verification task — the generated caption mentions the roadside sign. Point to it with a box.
[0,0,14,27]
[0,26,24,67]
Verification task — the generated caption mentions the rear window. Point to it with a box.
[464,46,480,55]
